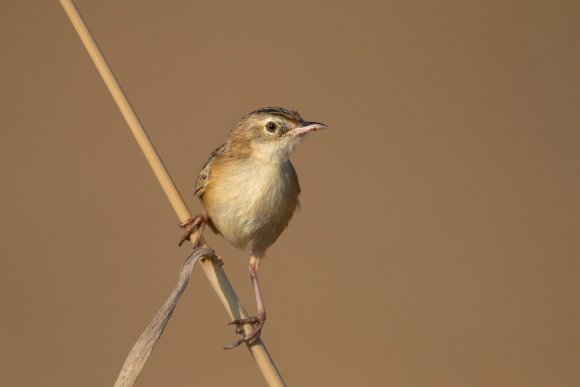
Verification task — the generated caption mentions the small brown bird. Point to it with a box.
[180,107,327,348]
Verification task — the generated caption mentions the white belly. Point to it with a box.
[204,159,299,254]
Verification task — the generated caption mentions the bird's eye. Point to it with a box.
[265,121,278,133]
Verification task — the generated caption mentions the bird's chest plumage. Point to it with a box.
[202,158,300,254]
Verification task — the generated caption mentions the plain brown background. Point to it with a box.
[1,1,579,386]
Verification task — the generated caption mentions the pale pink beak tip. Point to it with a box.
[291,122,328,136]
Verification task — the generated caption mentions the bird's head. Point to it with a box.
[228,107,327,161]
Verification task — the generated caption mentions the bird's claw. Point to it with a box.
[224,316,265,349]
[178,215,206,247]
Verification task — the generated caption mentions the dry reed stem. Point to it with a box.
[114,248,213,386]
[58,1,286,386]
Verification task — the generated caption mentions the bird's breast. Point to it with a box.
[202,159,300,254]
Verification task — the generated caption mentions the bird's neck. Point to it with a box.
[227,140,289,166]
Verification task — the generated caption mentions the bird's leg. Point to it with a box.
[178,214,207,247]
[225,256,266,349]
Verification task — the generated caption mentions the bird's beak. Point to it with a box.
[290,121,329,137]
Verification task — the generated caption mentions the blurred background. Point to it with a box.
[1,1,579,386]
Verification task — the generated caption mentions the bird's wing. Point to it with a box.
[194,143,227,198]
[288,160,302,208]
[287,161,301,195]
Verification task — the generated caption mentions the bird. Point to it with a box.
[179,107,327,348]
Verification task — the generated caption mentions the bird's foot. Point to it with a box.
[224,315,265,349]
[178,215,207,247]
